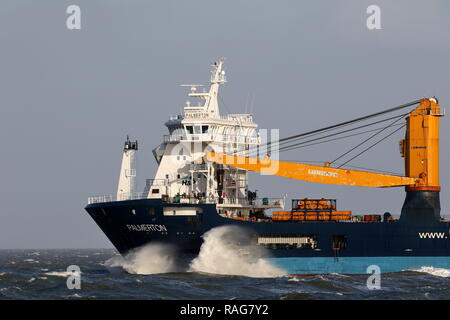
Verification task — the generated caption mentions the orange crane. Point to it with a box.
[206,98,443,191]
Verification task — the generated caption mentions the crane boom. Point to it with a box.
[206,152,417,188]
[206,98,443,190]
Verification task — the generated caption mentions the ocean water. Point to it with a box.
[1,247,450,300]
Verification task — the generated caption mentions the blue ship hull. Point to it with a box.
[85,190,450,275]
[268,257,450,275]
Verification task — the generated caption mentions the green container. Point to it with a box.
[262,197,269,205]
[173,195,180,203]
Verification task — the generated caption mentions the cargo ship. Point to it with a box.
[85,59,450,275]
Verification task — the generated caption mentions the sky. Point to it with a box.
[1,0,449,248]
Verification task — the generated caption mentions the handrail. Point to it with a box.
[87,192,148,204]
[87,193,285,207]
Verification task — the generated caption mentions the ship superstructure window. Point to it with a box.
[194,125,201,134]
[202,125,209,133]
[186,126,194,134]
[151,189,159,194]
[257,235,318,249]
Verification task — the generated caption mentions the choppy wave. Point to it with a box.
[23,259,39,263]
[1,249,450,299]
[414,266,450,278]
[105,226,285,278]
[189,226,286,278]
[44,271,80,277]
[105,243,178,275]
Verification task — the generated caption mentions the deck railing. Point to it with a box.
[87,192,148,204]
[87,192,285,207]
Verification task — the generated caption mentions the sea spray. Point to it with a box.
[105,243,177,275]
[414,266,450,278]
[189,225,286,278]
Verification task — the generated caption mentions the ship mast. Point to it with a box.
[117,136,138,201]
[186,59,226,117]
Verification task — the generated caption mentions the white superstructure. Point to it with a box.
[146,59,283,217]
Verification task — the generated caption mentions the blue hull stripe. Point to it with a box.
[267,256,450,275]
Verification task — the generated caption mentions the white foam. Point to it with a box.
[44,271,81,277]
[189,225,286,278]
[105,243,177,275]
[414,266,450,278]
[331,273,349,277]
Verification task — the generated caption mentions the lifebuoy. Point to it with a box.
[250,216,257,222]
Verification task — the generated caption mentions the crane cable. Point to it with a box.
[278,122,405,153]
[268,114,408,155]
[329,112,406,165]
[247,113,407,157]
[249,98,421,155]
[337,124,407,168]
